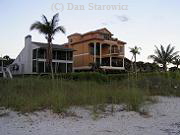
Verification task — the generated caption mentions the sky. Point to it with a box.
[0,0,180,62]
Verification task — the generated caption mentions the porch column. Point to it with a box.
[110,45,112,67]
[94,42,96,63]
[100,43,102,65]
[65,51,67,73]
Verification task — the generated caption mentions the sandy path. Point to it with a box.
[1,97,180,135]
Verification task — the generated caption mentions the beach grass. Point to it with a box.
[0,72,179,113]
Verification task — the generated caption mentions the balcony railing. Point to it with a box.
[111,49,119,54]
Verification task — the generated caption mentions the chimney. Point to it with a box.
[25,35,32,46]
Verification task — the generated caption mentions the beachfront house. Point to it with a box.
[11,35,74,75]
[66,28,126,71]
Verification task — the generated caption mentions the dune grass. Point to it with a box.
[0,72,179,113]
[0,77,146,113]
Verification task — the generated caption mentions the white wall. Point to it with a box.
[12,35,33,74]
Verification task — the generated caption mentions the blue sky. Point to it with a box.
[0,0,180,62]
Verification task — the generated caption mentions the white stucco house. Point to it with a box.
[11,35,74,75]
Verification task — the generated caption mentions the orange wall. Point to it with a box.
[67,30,126,69]
[74,55,93,67]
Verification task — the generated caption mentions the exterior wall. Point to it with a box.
[67,28,126,71]
[68,34,82,43]
[72,41,94,68]
[72,42,89,55]
[12,35,34,74]
[74,55,93,67]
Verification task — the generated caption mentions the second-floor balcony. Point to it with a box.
[102,45,124,56]
[89,43,124,57]
[33,48,73,61]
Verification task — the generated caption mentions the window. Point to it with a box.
[69,39,73,43]
[56,63,66,73]
[32,60,37,72]
[53,51,57,59]
[90,46,94,55]
[120,46,124,53]
[89,43,94,55]
[33,49,37,59]
[38,48,45,59]
[67,51,73,60]
[45,62,50,73]
[57,51,66,60]
[103,34,111,40]
[60,51,66,60]
[89,43,100,55]
[111,45,118,53]
[67,63,72,72]
[96,43,100,55]
[37,61,45,73]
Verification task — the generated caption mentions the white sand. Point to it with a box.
[1,96,180,135]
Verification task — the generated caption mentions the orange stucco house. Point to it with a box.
[66,28,126,71]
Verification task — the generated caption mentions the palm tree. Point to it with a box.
[172,55,180,69]
[3,55,10,61]
[129,46,141,73]
[30,13,65,79]
[3,55,14,66]
[148,44,179,71]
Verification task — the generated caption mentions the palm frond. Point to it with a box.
[154,45,163,59]
[30,21,50,35]
[51,13,59,28]
[160,45,166,58]
[30,21,42,30]
[148,44,178,71]
[53,26,66,34]
[42,15,49,24]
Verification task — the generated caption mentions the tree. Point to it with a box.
[172,55,180,69]
[136,61,144,72]
[148,44,179,72]
[143,62,160,72]
[124,57,131,71]
[2,55,14,66]
[129,46,141,73]
[3,55,10,61]
[30,13,65,79]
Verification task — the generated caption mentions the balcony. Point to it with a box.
[33,48,73,61]
[102,48,124,56]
